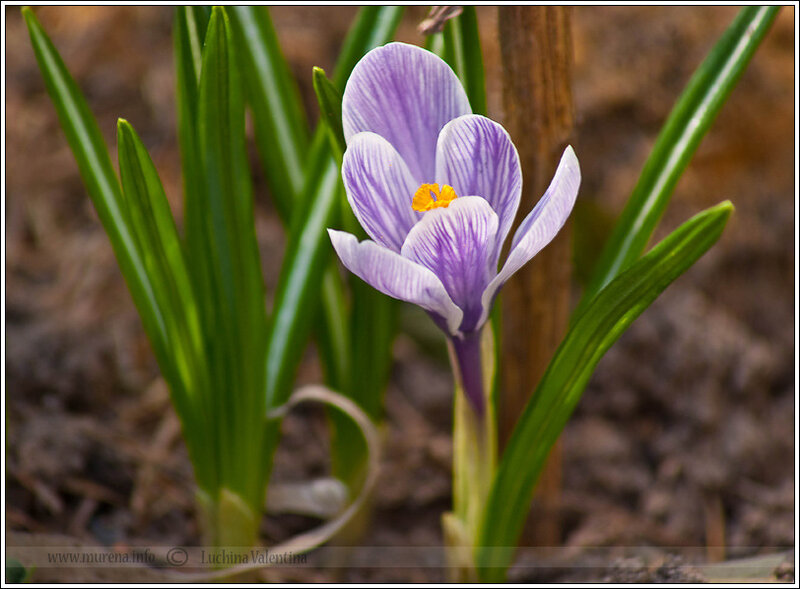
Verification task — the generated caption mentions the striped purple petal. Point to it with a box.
[435,114,521,263]
[328,229,463,334]
[479,146,581,325]
[401,197,499,333]
[342,42,471,183]
[341,132,421,252]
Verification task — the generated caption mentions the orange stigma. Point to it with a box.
[412,183,458,212]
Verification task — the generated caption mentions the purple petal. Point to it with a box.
[479,146,581,324]
[342,42,471,183]
[342,132,421,252]
[435,114,521,261]
[401,197,499,333]
[329,229,463,334]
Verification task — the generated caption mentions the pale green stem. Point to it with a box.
[196,488,259,555]
[443,326,497,581]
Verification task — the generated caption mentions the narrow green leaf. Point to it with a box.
[116,119,213,491]
[306,77,359,396]
[22,7,168,355]
[228,6,310,222]
[348,282,398,420]
[311,53,399,484]
[329,7,405,484]
[265,139,341,409]
[424,31,445,56]
[226,7,352,408]
[262,7,404,493]
[173,7,226,499]
[173,5,210,271]
[321,6,407,392]
[196,6,268,510]
[476,202,734,581]
[329,277,398,484]
[317,268,352,391]
[117,119,200,392]
[312,66,346,164]
[265,6,404,410]
[442,6,487,115]
[580,6,778,308]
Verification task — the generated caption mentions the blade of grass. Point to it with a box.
[229,8,352,404]
[331,277,397,484]
[476,202,734,581]
[173,6,210,271]
[312,66,358,237]
[312,57,400,485]
[264,6,404,411]
[116,119,214,491]
[197,7,268,511]
[442,6,487,116]
[265,138,340,410]
[310,68,398,414]
[261,7,404,496]
[579,6,778,310]
[22,7,168,360]
[228,6,310,221]
[424,31,445,56]
[312,66,346,165]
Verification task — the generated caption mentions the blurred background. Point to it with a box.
[5,6,795,582]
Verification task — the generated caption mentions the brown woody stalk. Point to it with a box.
[497,6,574,548]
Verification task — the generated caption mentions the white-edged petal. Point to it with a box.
[435,114,521,261]
[329,229,463,334]
[342,42,471,183]
[341,132,421,252]
[479,146,581,325]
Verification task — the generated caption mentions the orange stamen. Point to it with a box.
[412,183,458,212]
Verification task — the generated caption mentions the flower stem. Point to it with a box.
[196,488,259,557]
[449,331,487,416]
[444,327,497,580]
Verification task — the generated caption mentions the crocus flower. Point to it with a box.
[329,42,580,414]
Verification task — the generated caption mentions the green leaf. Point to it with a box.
[580,6,778,308]
[476,202,734,581]
[331,8,405,484]
[424,31,445,56]
[196,6,268,510]
[21,7,168,359]
[264,6,404,410]
[310,65,359,238]
[228,6,310,222]
[117,119,199,385]
[442,6,487,115]
[262,7,404,493]
[312,66,346,165]
[173,5,210,271]
[311,54,400,486]
[317,267,352,391]
[226,7,351,404]
[265,138,340,410]
[116,119,214,491]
